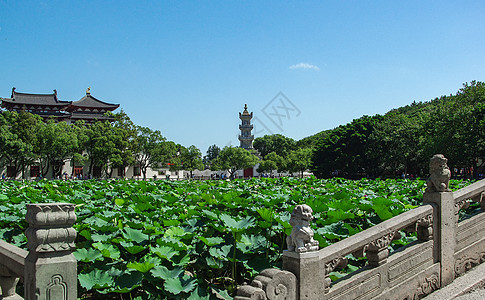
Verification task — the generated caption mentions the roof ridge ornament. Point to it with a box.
[86,87,91,95]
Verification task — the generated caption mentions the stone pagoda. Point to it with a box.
[238,104,254,149]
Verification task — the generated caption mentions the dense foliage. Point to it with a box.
[310,81,485,179]
[0,177,471,299]
[0,111,206,179]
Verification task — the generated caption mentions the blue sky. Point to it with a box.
[1,1,484,153]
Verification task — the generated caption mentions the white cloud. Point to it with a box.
[289,63,320,71]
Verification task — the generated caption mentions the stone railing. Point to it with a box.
[0,203,77,300]
[236,154,485,300]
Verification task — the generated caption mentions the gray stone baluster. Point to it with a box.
[366,232,396,267]
[24,203,77,300]
[417,214,434,241]
[0,265,22,300]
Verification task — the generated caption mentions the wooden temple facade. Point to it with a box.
[1,87,119,123]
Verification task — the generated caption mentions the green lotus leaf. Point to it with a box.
[115,198,125,206]
[78,269,114,290]
[164,227,186,238]
[120,241,146,254]
[150,245,179,261]
[123,227,149,244]
[220,214,255,232]
[197,236,224,246]
[164,276,197,295]
[91,233,113,242]
[127,261,155,273]
[209,245,232,260]
[257,208,274,222]
[150,265,184,280]
[374,204,394,221]
[188,286,210,300]
[92,242,121,260]
[73,248,103,262]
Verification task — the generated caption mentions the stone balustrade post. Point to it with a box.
[422,154,455,287]
[24,203,77,300]
[423,191,455,287]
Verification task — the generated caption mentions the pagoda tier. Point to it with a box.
[238,104,254,149]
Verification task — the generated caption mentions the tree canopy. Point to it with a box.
[210,146,259,177]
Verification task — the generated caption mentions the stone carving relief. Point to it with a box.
[286,204,319,253]
[47,274,68,300]
[425,154,451,193]
[417,214,434,241]
[366,231,398,267]
[235,269,297,300]
[25,203,77,253]
[324,257,348,291]
[410,273,440,300]
[454,252,485,276]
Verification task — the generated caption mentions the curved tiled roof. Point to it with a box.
[67,93,119,112]
[3,89,71,106]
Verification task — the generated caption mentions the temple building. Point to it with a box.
[238,104,254,149]
[1,87,119,123]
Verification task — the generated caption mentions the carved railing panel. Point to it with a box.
[282,204,435,299]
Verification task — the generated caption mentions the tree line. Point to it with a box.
[2,81,484,180]
[0,111,205,179]
[310,81,485,179]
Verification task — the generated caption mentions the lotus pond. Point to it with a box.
[0,177,471,299]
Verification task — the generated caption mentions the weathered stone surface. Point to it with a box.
[286,205,319,253]
[24,203,77,300]
[0,274,22,300]
[425,154,451,193]
[283,253,323,299]
[424,191,455,286]
[456,213,485,252]
[235,268,297,300]
[25,203,77,253]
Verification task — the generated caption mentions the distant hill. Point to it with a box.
[308,81,485,179]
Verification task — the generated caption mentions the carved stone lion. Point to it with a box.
[426,154,451,192]
[286,204,319,253]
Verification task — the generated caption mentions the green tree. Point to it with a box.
[253,134,296,158]
[134,126,167,180]
[211,146,259,178]
[180,145,204,178]
[110,111,137,177]
[256,151,286,174]
[34,120,79,178]
[203,144,220,165]
[0,111,40,178]
[312,115,381,178]
[287,148,313,177]
[367,112,424,177]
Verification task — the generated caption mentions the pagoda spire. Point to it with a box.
[238,104,254,149]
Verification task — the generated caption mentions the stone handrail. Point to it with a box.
[298,204,434,263]
[0,240,27,278]
[0,203,77,300]
[453,179,485,212]
[281,203,435,299]
[237,154,485,300]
